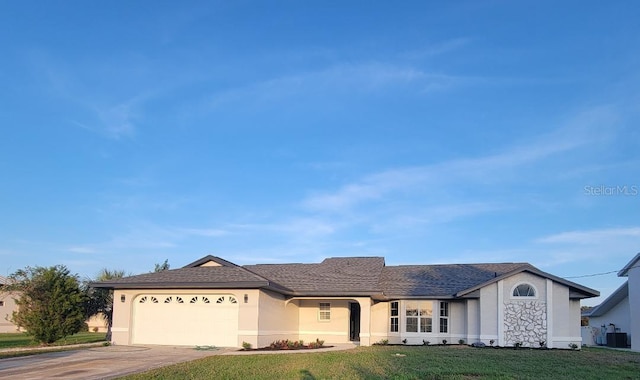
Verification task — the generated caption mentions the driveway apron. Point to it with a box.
[0,345,230,380]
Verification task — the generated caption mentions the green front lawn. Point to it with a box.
[121,345,640,380]
[0,332,107,349]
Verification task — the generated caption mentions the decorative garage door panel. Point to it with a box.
[132,294,239,347]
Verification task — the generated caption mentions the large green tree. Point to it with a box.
[85,268,126,341]
[9,265,87,344]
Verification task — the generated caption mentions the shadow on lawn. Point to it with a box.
[299,369,316,380]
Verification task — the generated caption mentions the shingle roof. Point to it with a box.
[93,265,276,290]
[92,255,598,299]
[379,263,527,297]
[245,257,385,295]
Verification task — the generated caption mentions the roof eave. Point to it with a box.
[90,280,271,290]
[455,265,600,298]
[618,252,640,277]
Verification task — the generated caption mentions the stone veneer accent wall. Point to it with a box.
[504,301,547,347]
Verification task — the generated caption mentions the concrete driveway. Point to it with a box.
[0,345,231,380]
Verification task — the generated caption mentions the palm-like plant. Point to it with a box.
[85,269,127,341]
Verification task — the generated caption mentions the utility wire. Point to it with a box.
[563,264,640,279]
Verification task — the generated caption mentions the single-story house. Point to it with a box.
[94,255,598,349]
[585,252,640,351]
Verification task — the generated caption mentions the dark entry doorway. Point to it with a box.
[349,302,361,341]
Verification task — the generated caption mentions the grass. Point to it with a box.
[0,332,107,349]
[120,345,640,380]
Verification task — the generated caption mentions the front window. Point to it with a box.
[405,301,432,333]
[390,301,399,332]
[439,301,449,333]
[319,302,331,321]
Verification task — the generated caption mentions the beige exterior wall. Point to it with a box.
[0,291,20,333]
[479,283,498,343]
[466,298,480,342]
[254,290,299,348]
[370,301,390,344]
[86,314,108,333]
[298,299,351,344]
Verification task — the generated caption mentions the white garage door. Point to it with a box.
[132,294,239,347]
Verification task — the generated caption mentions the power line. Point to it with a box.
[564,264,640,279]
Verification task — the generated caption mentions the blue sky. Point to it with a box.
[1,1,639,305]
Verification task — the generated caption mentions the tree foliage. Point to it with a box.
[85,268,127,340]
[153,259,170,272]
[8,265,87,344]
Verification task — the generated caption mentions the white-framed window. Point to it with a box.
[390,301,399,332]
[439,301,449,333]
[512,283,537,297]
[319,302,331,321]
[405,301,433,333]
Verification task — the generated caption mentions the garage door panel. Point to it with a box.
[132,294,238,347]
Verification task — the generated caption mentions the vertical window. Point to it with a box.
[439,301,449,333]
[319,302,331,321]
[390,301,399,332]
[405,301,432,333]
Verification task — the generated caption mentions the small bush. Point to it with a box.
[458,339,465,345]
[308,338,325,349]
[423,340,430,346]
[568,343,579,350]
[242,341,252,350]
[92,327,99,333]
[376,339,389,345]
[514,342,522,349]
[402,339,407,344]
[442,339,447,345]
[489,339,495,347]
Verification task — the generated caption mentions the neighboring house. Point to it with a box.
[586,252,640,351]
[0,275,20,333]
[94,255,598,349]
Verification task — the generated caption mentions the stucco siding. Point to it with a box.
[254,290,299,347]
[551,283,580,348]
[0,292,20,333]
[589,295,631,342]
[628,265,640,351]
[370,301,389,344]
[479,284,498,342]
[466,299,480,343]
[450,301,466,341]
[297,299,351,344]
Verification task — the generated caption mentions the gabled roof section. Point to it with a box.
[585,281,628,317]
[245,257,385,296]
[618,252,640,277]
[184,255,239,268]
[380,263,526,298]
[455,264,600,299]
[0,275,8,286]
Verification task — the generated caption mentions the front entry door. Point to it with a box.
[349,302,361,341]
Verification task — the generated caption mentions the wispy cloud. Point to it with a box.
[536,227,640,245]
[206,62,475,110]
